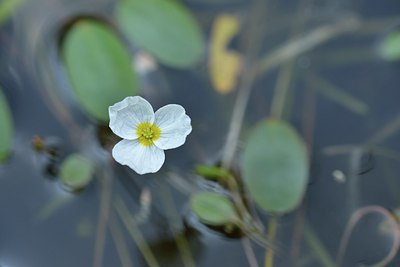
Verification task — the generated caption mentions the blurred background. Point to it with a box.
[1,0,400,266]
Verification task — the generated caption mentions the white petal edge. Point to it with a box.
[109,96,155,140]
[112,139,165,175]
[153,104,192,150]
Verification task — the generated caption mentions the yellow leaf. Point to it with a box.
[209,14,242,94]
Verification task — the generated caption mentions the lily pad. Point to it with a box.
[62,19,138,122]
[379,28,400,61]
[0,87,13,162]
[190,191,238,226]
[242,119,309,213]
[60,154,94,191]
[116,0,204,68]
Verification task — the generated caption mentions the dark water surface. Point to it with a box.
[1,0,400,266]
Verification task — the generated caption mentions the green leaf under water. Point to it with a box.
[116,0,204,68]
[62,20,138,122]
[242,119,309,213]
[60,154,95,191]
[0,0,23,26]
[190,191,238,226]
[0,87,13,162]
[379,29,400,61]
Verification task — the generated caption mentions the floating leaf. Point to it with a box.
[190,191,238,226]
[379,28,400,61]
[62,20,138,122]
[209,14,242,94]
[242,119,309,213]
[0,87,13,162]
[60,153,94,191]
[116,0,204,68]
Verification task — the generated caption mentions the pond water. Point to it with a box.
[1,0,400,266]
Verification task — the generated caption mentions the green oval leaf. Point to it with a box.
[379,28,400,61]
[62,20,138,122]
[60,154,95,191]
[242,119,309,213]
[0,87,13,162]
[190,191,238,226]
[116,0,204,68]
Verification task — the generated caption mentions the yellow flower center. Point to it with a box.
[136,122,161,146]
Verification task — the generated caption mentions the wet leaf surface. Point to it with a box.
[62,20,138,122]
[190,191,238,226]
[242,119,309,213]
[60,153,94,191]
[116,0,204,68]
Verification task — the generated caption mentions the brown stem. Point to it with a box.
[336,205,400,266]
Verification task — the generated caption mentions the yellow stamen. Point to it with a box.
[136,122,161,146]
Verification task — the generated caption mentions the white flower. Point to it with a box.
[109,96,192,175]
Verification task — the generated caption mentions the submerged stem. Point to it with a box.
[158,184,196,267]
[109,215,135,267]
[256,18,360,76]
[93,170,113,267]
[115,197,160,267]
[222,172,274,249]
[303,222,336,267]
[265,216,279,267]
[336,206,400,267]
[221,16,361,169]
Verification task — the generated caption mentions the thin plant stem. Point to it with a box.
[270,0,311,119]
[36,194,70,222]
[336,205,400,267]
[323,144,400,162]
[303,222,336,267]
[219,172,274,249]
[270,61,295,119]
[167,172,197,195]
[256,17,361,76]
[242,237,260,267]
[306,72,369,115]
[158,183,196,267]
[356,15,400,35]
[366,114,400,145]
[93,169,113,267]
[221,16,361,169]
[347,147,364,213]
[265,216,279,267]
[290,206,306,264]
[114,197,161,267]
[109,214,135,267]
[313,46,376,67]
[220,69,256,169]
[220,0,269,169]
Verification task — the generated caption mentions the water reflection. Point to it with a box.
[1,0,400,266]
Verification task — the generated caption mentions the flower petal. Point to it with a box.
[153,104,192,150]
[109,96,155,139]
[112,139,165,174]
